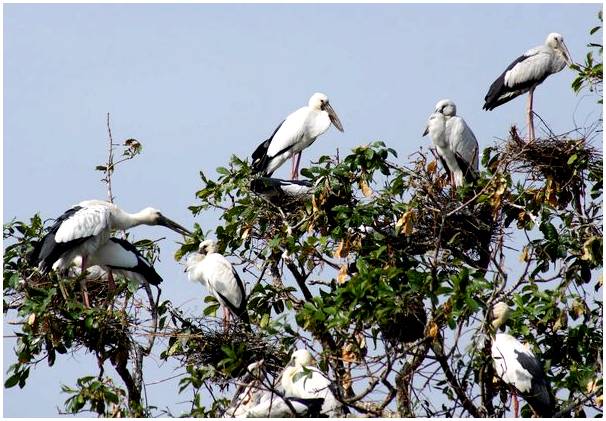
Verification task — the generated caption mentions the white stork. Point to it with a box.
[70,237,163,303]
[251,92,344,180]
[225,359,324,418]
[185,239,250,326]
[483,33,573,141]
[32,200,191,306]
[280,349,342,417]
[423,99,479,187]
[490,302,555,417]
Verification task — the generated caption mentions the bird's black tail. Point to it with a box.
[251,138,271,175]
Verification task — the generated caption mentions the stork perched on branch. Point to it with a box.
[423,99,479,188]
[483,33,573,141]
[31,200,191,306]
[251,93,344,180]
[490,302,555,417]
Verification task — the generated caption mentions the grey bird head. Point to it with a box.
[434,99,457,117]
[309,92,344,132]
[546,32,573,66]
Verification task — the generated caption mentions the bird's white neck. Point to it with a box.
[111,209,150,230]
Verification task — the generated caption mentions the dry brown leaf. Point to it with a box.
[240,226,251,241]
[359,179,373,197]
[519,246,530,262]
[341,370,352,391]
[544,176,558,208]
[334,240,350,259]
[426,321,438,339]
[427,160,438,174]
[337,264,349,285]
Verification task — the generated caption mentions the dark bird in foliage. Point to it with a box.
[251,93,344,180]
[483,33,572,141]
[423,99,479,187]
[490,302,556,417]
[31,200,191,306]
[185,239,250,327]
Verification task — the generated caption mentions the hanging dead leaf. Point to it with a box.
[427,160,438,174]
[544,176,558,208]
[334,240,350,259]
[519,246,530,262]
[426,320,438,339]
[359,179,373,197]
[240,226,251,240]
[395,209,415,236]
[27,313,36,326]
[337,264,349,285]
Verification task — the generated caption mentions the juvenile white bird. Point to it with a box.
[185,239,249,325]
[251,93,344,180]
[483,33,573,141]
[490,302,555,417]
[280,349,342,417]
[32,200,191,306]
[423,100,479,187]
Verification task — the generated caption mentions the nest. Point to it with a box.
[502,126,596,184]
[379,296,426,344]
[164,310,289,381]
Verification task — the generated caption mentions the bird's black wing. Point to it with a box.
[455,152,478,183]
[251,120,285,175]
[33,206,90,273]
[107,238,163,286]
[215,267,250,326]
[515,350,555,417]
[483,52,547,111]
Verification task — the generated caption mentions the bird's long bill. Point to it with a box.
[158,215,192,236]
[326,103,344,132]
[422,125,429,137]
[560,40,573,66]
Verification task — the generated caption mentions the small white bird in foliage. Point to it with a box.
[490,302,555,417]
[32,200,191,306]
[251,93,344,180]
[483,33,573,141]
[185,239,249,326]
[280,349,342,417]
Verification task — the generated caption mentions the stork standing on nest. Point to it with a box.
[483,33,573,141]
[490,302,555,417]
[251,93,344,180]
[185,239,250,327]
[423,99,479,188]
[32,200,191,306]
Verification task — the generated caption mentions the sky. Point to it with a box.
[3,2,602,417]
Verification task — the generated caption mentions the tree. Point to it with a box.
[3,16,602,418]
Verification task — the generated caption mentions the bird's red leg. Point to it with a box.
[222,306,231,331]
[80,257,91,308]
[512,389,519,418]
[291,152,302,180]
[527,87,535,142]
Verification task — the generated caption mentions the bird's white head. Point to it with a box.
[546,32,573,65]
[491,301,512,330]
[135,207,192,236]
[308,92,344,132]
[198,239,218,255]
[289,348,315,367]
[422,112,446,137]
[434,99,457,117]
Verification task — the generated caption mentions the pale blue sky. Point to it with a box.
[3,3,601,417]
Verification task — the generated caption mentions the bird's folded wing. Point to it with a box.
[54,203,112,242]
